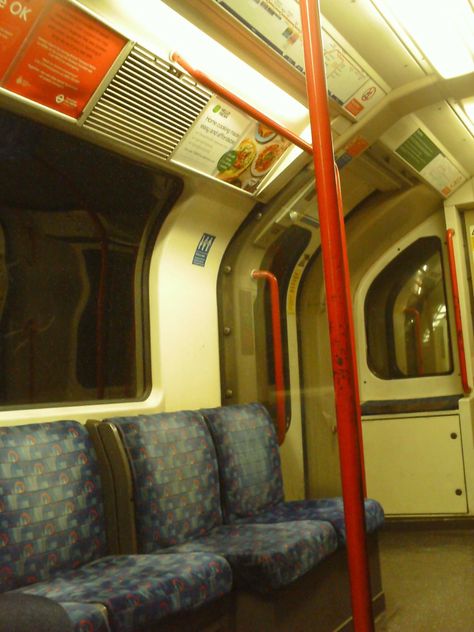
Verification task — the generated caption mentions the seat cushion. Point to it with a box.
[60,601,110,632]
[15,553,232,632]
[201,404,284,521]
[0,421,107,591]
[162,521,337,593]
[234,498,385,545]
[108,412,223,551]
[201,405,384,545]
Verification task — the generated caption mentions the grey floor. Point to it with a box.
[375,528,474,631]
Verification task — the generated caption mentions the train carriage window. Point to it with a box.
[0,110,181,408]
[365,237,453,379]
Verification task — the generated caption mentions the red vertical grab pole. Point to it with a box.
[446,229,471,394]
[299,1,374,631]
[334,165,367,497]
[252,270,287,444]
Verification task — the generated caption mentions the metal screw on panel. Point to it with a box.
[223,327,231,336]
[255,212,263,221]
[224,389,233,398]
[455,489,463,496]
[223,265,232,274]
[450,432,458,439]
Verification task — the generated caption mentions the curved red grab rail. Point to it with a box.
[170,52,313,155]
[251,270,286,445]
[446,229,471,394]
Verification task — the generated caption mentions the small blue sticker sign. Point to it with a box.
[192,233,216,267]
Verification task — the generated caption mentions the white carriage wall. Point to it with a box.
[153,176,254,411]
[152,175,309,500]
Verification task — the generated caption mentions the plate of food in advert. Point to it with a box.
[255,122,277,144]
[251,143,284,177]
[217,138,257,182]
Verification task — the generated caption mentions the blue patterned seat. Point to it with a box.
[0,420,232,632]
[15,553,232,632]
[163,521,337,592]
[58,601,110,632]
[107,411,338,592]
[201,403,384,544]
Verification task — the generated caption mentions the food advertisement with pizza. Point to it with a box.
[171,97,291,195]
[215,121,290,193]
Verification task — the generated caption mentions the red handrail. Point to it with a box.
[446,229,471,394]
[252,270,287,445]
[170,52,313,155]
[334,164,367,498]
[299,1,373,631]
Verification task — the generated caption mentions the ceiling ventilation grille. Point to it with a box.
[82,45,212,161]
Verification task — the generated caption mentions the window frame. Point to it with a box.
[355,213,462,403]
[0,108,183,412]
[364,236,453,380]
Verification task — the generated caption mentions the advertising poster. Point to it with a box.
[394,128,465,197]
[0,0,48,80]
[1,0,127,118]
[171,97,290,194]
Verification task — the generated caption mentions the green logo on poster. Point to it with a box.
[217,150,236,172]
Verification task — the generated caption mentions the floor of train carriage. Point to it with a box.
[375,525,474,631]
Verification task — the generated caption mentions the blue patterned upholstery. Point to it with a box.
[234,498,384,545]
[107,412,338,593]
[201,403,284,521]
[60,601,111,632]
[110,412,223,552]
[16,553,232,632]
[202,404,384,543]
[164,521,337,592]
[0,421,233,632]
[0,421,107,592]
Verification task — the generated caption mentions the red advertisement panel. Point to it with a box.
[0,0,48,80]
[4,0,127,118]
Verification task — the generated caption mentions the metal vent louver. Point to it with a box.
[83,45,212,161]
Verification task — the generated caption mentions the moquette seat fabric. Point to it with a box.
[105,410,338,593]
[0,420,232,632]
[201,403,384,544]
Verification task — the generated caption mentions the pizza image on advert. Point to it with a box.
[251,143,285,177]
[217,139,257,182]
[255,122,277,143]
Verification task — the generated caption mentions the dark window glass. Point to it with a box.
[0,109,181,407]
[365,237,453,379]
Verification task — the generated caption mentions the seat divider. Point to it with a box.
[95,421,138,554]
[85,419,121,554]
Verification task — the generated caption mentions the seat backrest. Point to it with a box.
[201,403,284,522]
[102,411,223,553]
[0,421,108,592]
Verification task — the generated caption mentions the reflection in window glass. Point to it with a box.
[365,237,452,379]
[0,109,181,408]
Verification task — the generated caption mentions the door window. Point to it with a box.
[365,237,453,379]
